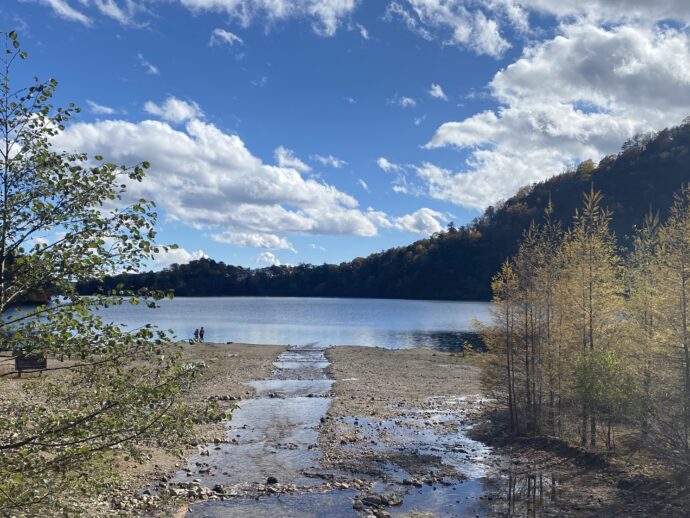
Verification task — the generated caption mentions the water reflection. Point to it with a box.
[495,468,557,517]
[92,297,491,350]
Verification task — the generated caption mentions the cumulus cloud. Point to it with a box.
[255,251,281,266]
[384,0,516,58]
[518,0,690,24]
[312,154,347,168]
[367,207,444,235]
[429,83,448,100]
[212,232,296,251]
[274,146,311,172]
[179,0,358,36]
[86,100,116,115]
[144,96,203,123]
[421,22,690,209]
[391,207,444,234]
[209,28,244,47]
[53,117,383,248]
[154,247,207,268]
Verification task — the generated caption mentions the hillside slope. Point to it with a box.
[82,122,690,300]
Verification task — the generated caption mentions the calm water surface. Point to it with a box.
[95,297,491,349]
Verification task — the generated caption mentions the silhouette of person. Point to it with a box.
[193,328,199,343]
[199,326,205,342]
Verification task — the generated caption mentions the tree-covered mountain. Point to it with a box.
[80,121,690,300]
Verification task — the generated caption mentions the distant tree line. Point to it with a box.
[481,184,690,469]
[80,121,690,300]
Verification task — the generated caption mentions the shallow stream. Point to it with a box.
[172,345,557,517]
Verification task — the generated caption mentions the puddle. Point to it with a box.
[491,469,558,517]
[337,412,492,480]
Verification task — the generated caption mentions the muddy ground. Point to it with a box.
[319,347,489,480]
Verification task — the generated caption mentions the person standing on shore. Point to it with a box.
[199,327,205,342]
[193,328,199,343]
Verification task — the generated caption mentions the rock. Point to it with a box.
[362,494,386,507]
[266,476,278,485]
[353,498,364,511]
[385,493,403,506]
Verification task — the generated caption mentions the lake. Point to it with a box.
[95,297,492,350]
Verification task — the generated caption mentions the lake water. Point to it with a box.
[95,297,492,350]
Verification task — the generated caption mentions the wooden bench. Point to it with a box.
[14,353,47,376]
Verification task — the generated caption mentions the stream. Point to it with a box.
[168,345,557,517]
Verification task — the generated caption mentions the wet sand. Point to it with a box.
[320,347,489,477]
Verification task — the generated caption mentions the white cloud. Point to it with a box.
[312,154,347,168]
[398,96,416,108]
[144,96,203,123]
[422,22,690,209]
[86,100,116,115]
[391,207,444,235]
[518,0,690,24]
[154,247,207,268]
[137,53,160,75]
[212,232,296,251]
[53,117,382,242]
[367,207,444,235]
[92,0,140,25]
[274,146,311,172]
[376,157,404,172]
[357,179,369,192]
[255,251,281,266]
[35,0,91,25]
[344,96,357,104]
[356,23,370,39]
[429,83,448,100]
[209,28,244,47]
[251,75,269,87]
[179,0,359,37]
[384,0,514,58]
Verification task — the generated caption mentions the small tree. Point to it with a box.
[0,32,208,515]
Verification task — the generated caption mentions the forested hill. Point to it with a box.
[81,122,690,300]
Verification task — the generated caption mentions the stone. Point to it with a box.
[362,494,386,507]
[266,476,278,485]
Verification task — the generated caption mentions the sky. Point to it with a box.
[3,0,690,269]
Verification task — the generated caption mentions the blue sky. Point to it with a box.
[3,1,690,268]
